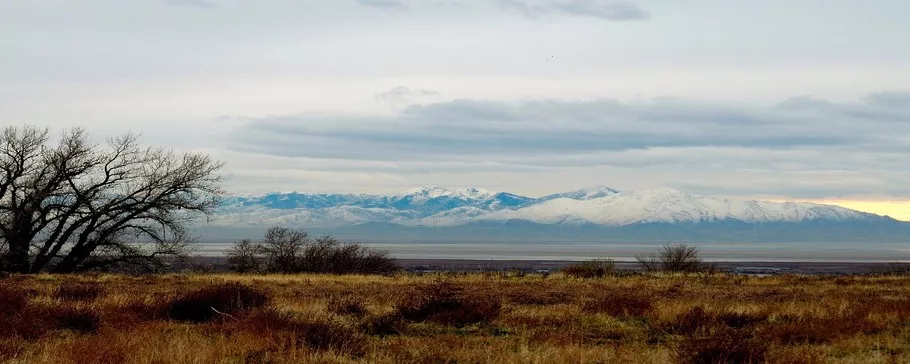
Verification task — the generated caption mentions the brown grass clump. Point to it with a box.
[581,290,653,317]
[54,282,105,302]
[167,283,269,322]
[396,280,501,327]
[233,309,368,356]
[328,296,368,317]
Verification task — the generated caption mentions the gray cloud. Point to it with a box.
[499,0,650,21]
[164,0,217,10]
[354,0,408,10]
[374,86,441,104]
[226,91,910,197]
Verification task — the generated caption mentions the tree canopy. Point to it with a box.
[0,126,224,273]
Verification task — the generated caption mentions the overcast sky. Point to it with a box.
[1,1,909,216]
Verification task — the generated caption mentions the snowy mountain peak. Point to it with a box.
[209,185,899,232]
[399,185,495,200]
[541,184,620,201]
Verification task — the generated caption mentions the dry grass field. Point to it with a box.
[2,272,910,363]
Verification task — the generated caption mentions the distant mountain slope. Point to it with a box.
[204,185,908,242]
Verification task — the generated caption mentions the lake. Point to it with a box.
[195,240,910,262]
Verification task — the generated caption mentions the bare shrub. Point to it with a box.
[55,283,105,302]
[636,243,706,273]
[396,281,501,327]
[226,239,262,273]
[228,227,399,275]
[562,258,615,278]
[167,283,269,323]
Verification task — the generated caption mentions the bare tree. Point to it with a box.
[227,239,262,273]
[228,226,398,275]
[0,126,224,273]
[636,243,705,273]
[259,226,309,273]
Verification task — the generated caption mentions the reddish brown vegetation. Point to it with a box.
[166,283,269,322]
[581,290,654,317]
[395,280,502,327]
[2,274,910,363]
[54,283,105,302]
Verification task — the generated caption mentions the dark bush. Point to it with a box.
[167,283,269,323]
[676,327,768,364]
[396,281,501,327]
[581,291,653,317]
[55,283,105,302]
[49,306,101,334]
[562,258,614,278]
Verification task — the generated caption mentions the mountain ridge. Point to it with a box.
[213,185,897,229]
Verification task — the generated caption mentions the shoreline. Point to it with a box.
[186,257,910,275]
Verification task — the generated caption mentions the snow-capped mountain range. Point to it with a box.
[213,185,892,229]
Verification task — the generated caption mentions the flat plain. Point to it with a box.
[2,272,910,363]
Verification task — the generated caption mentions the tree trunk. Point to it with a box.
[6,239,30,274]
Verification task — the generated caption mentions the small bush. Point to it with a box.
[636,243,706,273]
[562,258,615,278]
[167,283,269,323]
[396,281,501,327]
[55,283,105,302]
[581,291,653,317]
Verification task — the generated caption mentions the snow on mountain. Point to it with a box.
[539,185,620,201]
[476,188,880,226]
[212,185,889,229]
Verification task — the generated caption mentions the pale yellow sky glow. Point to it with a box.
[783,200,910,222]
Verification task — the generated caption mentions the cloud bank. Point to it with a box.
[499,0,650,21]
[225,91,910,197]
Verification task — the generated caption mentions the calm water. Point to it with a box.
[196,241,910,262]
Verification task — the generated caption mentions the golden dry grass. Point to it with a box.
[2,272,910,363]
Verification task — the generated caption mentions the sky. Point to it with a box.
[1,0,909,220]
